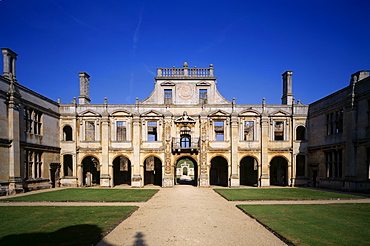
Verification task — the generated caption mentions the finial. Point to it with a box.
[183,62,188,68]
[210,64,213,68]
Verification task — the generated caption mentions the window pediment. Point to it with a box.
[209,109,230,117]
[79,110,101,117]
[141,110,163,117]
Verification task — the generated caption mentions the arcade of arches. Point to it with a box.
[78,155,291,187]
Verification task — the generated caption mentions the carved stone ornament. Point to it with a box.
[178,84,194,99]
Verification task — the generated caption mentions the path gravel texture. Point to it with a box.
[97,185,286,246]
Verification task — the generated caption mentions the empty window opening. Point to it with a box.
[214,121,224,141]
[296,126,305,140]
[164,89,172,104]
[116,121,126,141]
[244,121,254,141]
[274,121,284,141]
[63,155,73,176]
[199,89,207,104]
[147,121,158,141]
[63,126,73,141]
[85,121,95,141]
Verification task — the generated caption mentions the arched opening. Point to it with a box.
[113,156,131,185]
[175,157,198,186]
[270,157,288,186]
[82,156,100,186]
[144,156,162,186]
[296,126,306,140]
[210,156,228,186]
[240,156,258,186]
[63,125,73,141]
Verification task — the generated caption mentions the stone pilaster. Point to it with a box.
[199,114,209,187]
[260,115,270,186]
[163,116,173,187]
[131,115,142,187]
[100,116,111,186]
[7,81,22,194]
[230,113,239,187]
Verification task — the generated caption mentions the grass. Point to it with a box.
[238,203,370,246]
[0,206,137,246]
[214,188,363,201]
[2,188,158,202]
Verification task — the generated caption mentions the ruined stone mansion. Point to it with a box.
[1,48,369,194]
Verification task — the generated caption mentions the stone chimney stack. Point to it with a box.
[78,72,91,104]
[281,71,293,105]
[1,48,18,80]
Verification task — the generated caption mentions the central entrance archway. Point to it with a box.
[113,156,131,186]
[210,156,228,186]
[175,157,198,186]
[144,156,162,186]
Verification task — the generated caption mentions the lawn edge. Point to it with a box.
[95,205,139,245]
[236,205,294,246]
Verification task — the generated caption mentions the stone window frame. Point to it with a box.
[116,121,127,142]
[273,120,285,141]
[164,89,173,104]
[26,150,43,179]
[326,109,343,136]
[295,125,306,141]
[63,154,73,177]
[24,107,43,136]
[325,150,343,178]
[240,118,257,141]
[80,118,100,142]
[62,125,73,141]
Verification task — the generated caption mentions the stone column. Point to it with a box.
[131,115,142,187]
[77,163,83,187]
[230,113,239,187]
[199,113,209,187]
[260,115,270,186]
[100,116,111,186]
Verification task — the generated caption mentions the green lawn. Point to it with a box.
[0,206,137,246]
[238,203,370,246]
[214,188,363,201]
[2,188,158,202]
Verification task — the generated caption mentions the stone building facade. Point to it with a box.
[0,48,369,194]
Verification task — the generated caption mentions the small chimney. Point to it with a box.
[78,72,91,104]
[1,48,18,80]
[281,71,293,105]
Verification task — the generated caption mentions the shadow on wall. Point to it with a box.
[0,224,102,246]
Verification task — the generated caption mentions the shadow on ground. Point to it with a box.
[0,224,102,246]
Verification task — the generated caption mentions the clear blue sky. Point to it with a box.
[1,0,369,105]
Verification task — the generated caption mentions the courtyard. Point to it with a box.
[0,187,369,245]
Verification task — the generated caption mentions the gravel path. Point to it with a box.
[97,185,286,246]
[2,186,369,246]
